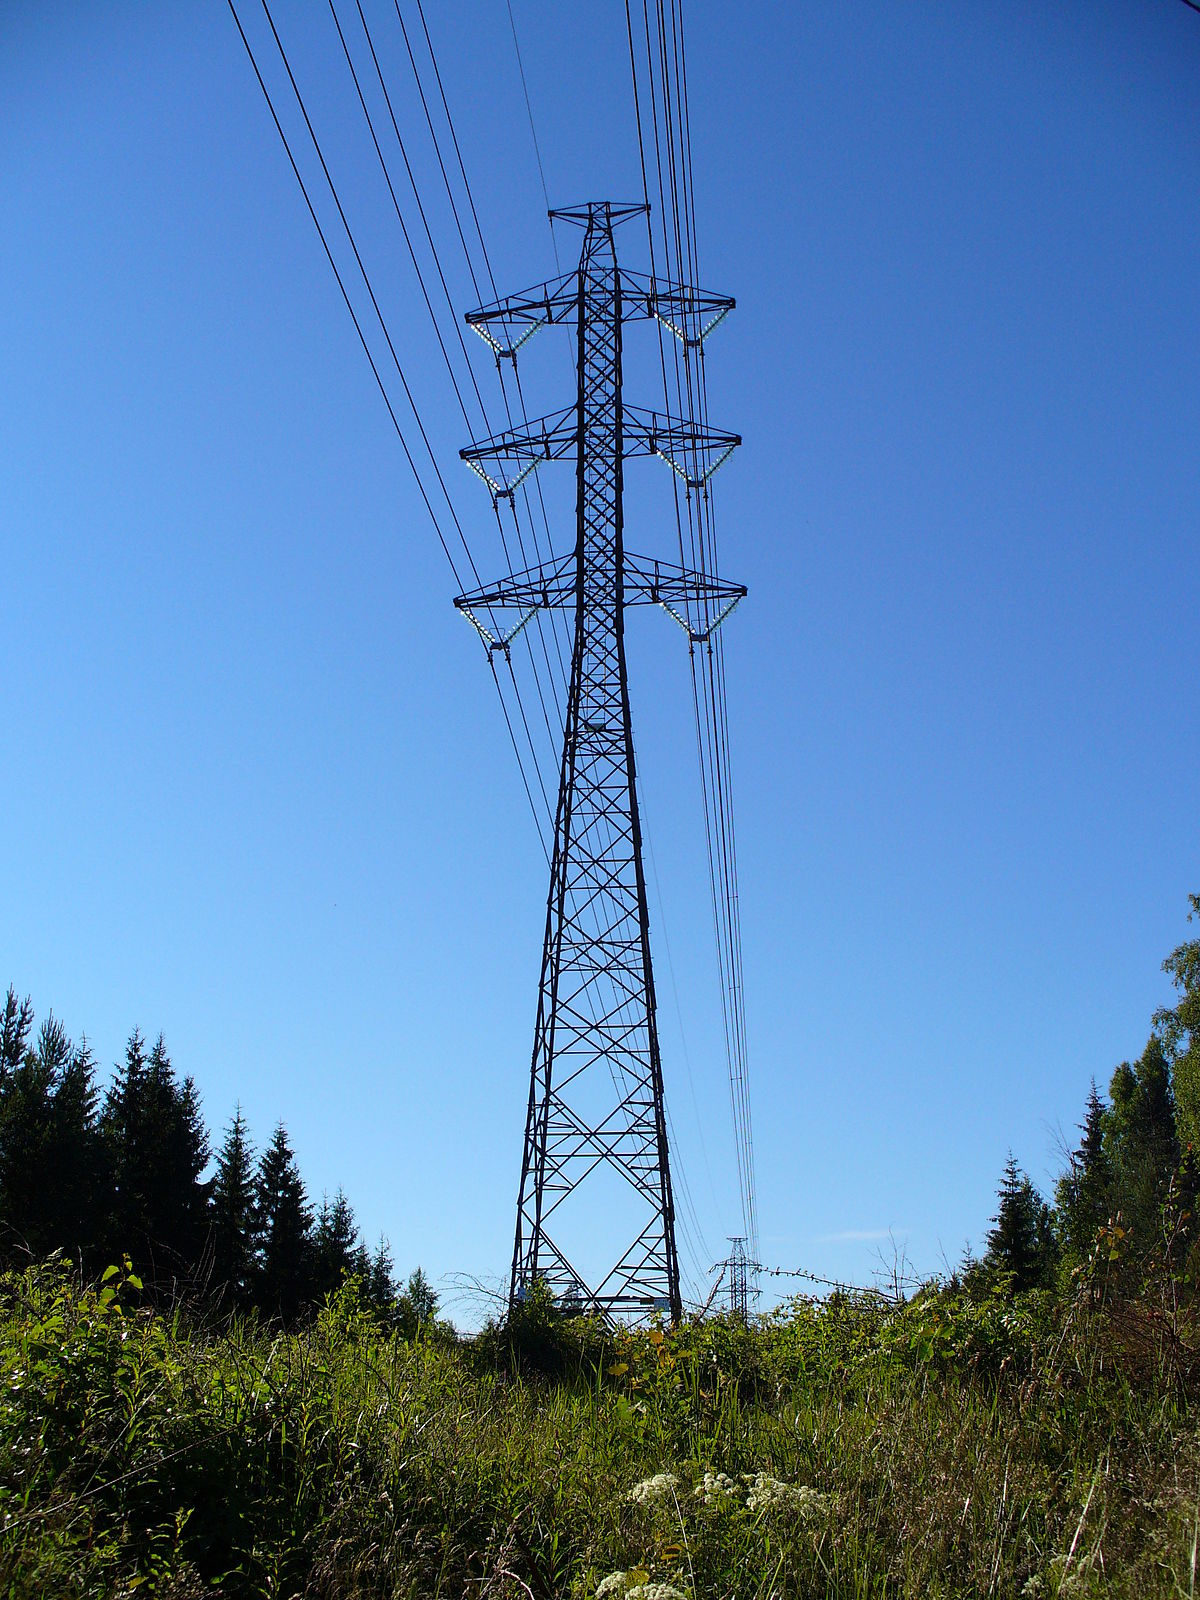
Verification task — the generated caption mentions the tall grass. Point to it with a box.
[0,1260,1196,1597]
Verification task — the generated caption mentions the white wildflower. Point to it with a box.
[693,1470,738,1507]
[743,1472,829,1518]
[595,1574,629,1599]
[626,1586,688,1600]
[627,1472,680,1507]
[793,1485,830,1521]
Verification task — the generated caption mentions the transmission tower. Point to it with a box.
[454,200,743,1322]
[718,1237,759,1321]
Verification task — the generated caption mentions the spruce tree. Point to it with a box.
[312,1188,359,1301]
[396,1266,439,1337]
[210,1107,257,1308]
[0,1011,62,1260]
[1055,1081,1114,1264]
[1106,1036,1180,1250]
[985,1154,1055,1293]
[103,1028,149,1258]
[169,1066,213,1266]
[368,1235,396,1319]
[0,989,38,1261]
[102,1031,212,1284]
[45,1035,106,1264]
[0,989,37,1261]
[350,1237,372,1290]
[255,1124,313,1319]
[1157,893,1200,1150]
[0,989,33,1080]
[0,1007,106,1266]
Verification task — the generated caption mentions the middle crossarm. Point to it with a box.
[461,408,740,497]
[454,552,745,615]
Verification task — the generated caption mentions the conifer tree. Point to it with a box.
[0,989,34,1080]
[255,1124,313,1319]
[210,1107,256,1307]
[0,988,37,1259]
[1106,1036,1180,1250]
[1158,893,1200,1151]
[985,1154,1056,1292]
[154,1039,213,1269]
[0,1006,106,1265]
[102,1031,212,1283]
[396,1266,439,1337]
[1055,1081,1114,1264]
[350,1236,372,1293]
[103,1028,149,1256]
[45,1035,106,1263]
[0,1012,62,1260]
[368,1234,396,1319]
[312,1188,360,1301]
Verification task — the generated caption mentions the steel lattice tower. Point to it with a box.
[455,200,743,1322]
[719,1237,758,1322]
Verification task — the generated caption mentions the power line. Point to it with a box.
[328,0,481,436]
[406,0,497,303]
[227,0,465,588]
[228,0,559,868]
[625,0,758,1266]
[395,0,572,710]
[335,0,570,852]
[341,0,569,756]
[624,12,752,1260]
[387,17,694,1182]
[254,0,483,585]
[508,0,563,233]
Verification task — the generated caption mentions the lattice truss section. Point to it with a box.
[454,202,743,1320]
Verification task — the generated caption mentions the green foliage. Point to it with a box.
[0,991,417,1328]
[254,1123,313,1320]
[7,898,1200,1591]
[210,1105,257,1309]
[1056,1080,1115,1269]
[1105,1035,1181,1259]
[367,1234,397,1318]
[477,1275,614,1378]
[1,1261,1197,1598]
[984,1153,1057,1292]
[311,1188,360,1304]
[0,996,106,1268]
[392,1264,440,1339]
[1159,893,1200,1152]
[101,1030,212,1285]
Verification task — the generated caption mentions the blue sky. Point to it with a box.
[2,1,1198,1320]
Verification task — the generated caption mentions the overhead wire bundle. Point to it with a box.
[624,0,759,1277]
[224,0,722,1304]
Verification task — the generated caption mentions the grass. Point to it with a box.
[0,1259,1198,1597]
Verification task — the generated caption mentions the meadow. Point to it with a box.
[2,1255,1198,1599]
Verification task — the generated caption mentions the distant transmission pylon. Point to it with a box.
[718,1237,760,1321]
[454,200,743,1323]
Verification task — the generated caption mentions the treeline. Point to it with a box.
[0,994,436,1328]
[5,894,1197,1326]
[976,893,1200,1296]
